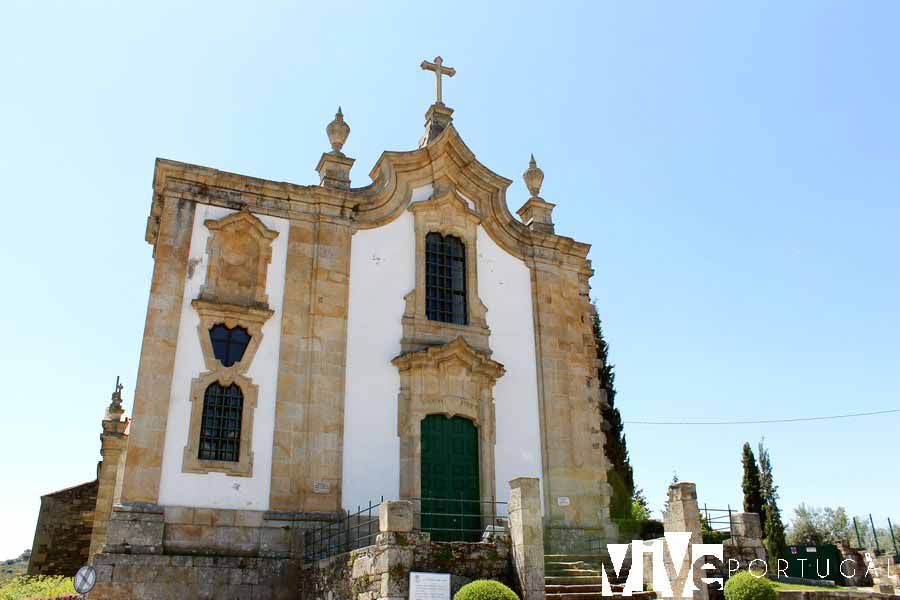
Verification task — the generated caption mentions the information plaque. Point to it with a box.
[409,571,451,600]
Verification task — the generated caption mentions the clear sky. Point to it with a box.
[1,1,898,560]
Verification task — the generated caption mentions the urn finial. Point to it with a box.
[326,106,350,154]
[523,153,544,198]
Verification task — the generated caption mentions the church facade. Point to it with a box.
[31,59,615,595]
[131,97,611,535]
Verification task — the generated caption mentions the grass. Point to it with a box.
[0,575,76,600]
[0,552,30,586]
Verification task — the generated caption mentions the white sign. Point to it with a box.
[557,496,571,507]
[409,571,451,600]
[74,565,96,594]
[312,481,331,494]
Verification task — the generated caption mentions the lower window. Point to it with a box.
[198,382,243,462]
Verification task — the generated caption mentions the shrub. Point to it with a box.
[454,580,519,600]
[724,571,776,600]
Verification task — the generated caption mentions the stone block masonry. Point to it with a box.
[300,487,543,599]
[91,553,300,600]
[301,527,514,599]
[27,480,98,576]
[91,503,336,599]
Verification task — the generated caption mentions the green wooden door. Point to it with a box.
[420,414,481,541]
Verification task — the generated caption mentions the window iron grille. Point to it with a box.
[425,232,467,325]
[199,382,243,462]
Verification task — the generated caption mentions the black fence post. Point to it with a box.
[870,514,881,553]
[888,517,899,560]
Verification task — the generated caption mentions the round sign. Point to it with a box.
[74,565,96,594]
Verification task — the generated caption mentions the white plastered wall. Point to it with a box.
[476,227,543,503]
[157,204,289,510]
[341,184,543,510]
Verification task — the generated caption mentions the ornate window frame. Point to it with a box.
[181,208,278,478]
[403,188,491,354]
[391,336,504,511]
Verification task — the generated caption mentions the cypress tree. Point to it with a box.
[592,303,635,519]
[758,440,787,565]
[741,442,764,520]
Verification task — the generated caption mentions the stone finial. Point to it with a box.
[105,376,125,421]
[523,154,544,198]
[326,106,350,154]
[516,154,555,234]
[316,106,355,189]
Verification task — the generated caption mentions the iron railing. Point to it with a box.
[702,504,734,541]
[303,498,382,561]
[411,496,509,543]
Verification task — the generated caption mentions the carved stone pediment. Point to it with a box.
[391,336,504,504]
[199,208,279,309]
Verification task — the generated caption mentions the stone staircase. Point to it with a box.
[545,554,657,599]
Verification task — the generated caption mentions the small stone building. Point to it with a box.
[27,383,129,576]
[27,480,98,576]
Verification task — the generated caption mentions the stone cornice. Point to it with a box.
[148,127,591,266]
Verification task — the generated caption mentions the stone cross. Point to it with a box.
[420,56,456,105]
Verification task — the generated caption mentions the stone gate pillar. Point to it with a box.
[509,477,545,600]
[663,482,707,600]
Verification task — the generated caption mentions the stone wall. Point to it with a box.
[300,533,514,600]
[90,503,333,599]
[834,543,872,587]
[723,512,767,572]
[870,553,900,595]
[300,498,521,600]
[91,553,300,600]
[28,480,98,576]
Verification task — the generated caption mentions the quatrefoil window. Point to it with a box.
[209,324,251,367]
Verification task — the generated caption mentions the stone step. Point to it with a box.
[544,575,625,592]
[547,584,604,593]
[546,554,612,562]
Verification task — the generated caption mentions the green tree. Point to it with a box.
[592,303,635,519]
[741,443,764,520]
[631,488,650,520]
[787,505,852,545]
[757,440,786,565]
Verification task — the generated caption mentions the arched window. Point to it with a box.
[425,232,467,325]
[209,324,251,367]
[198,382,243,462]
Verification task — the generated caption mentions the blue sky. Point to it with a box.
[1,1,898,559]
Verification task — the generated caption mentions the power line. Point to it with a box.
[624,408,900,426]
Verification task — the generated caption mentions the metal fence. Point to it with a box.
[702,504,734,539]
[410,497,508,543]
[303,498,383,561]
[852,514,900,560]
[303,496,510,561]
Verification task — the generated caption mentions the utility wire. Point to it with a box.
[624,408,900,426]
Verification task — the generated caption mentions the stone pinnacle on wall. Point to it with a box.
[516,154,556,235]
[316,106,355,189]
[419,55,456,147]
[106,376,125,421]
